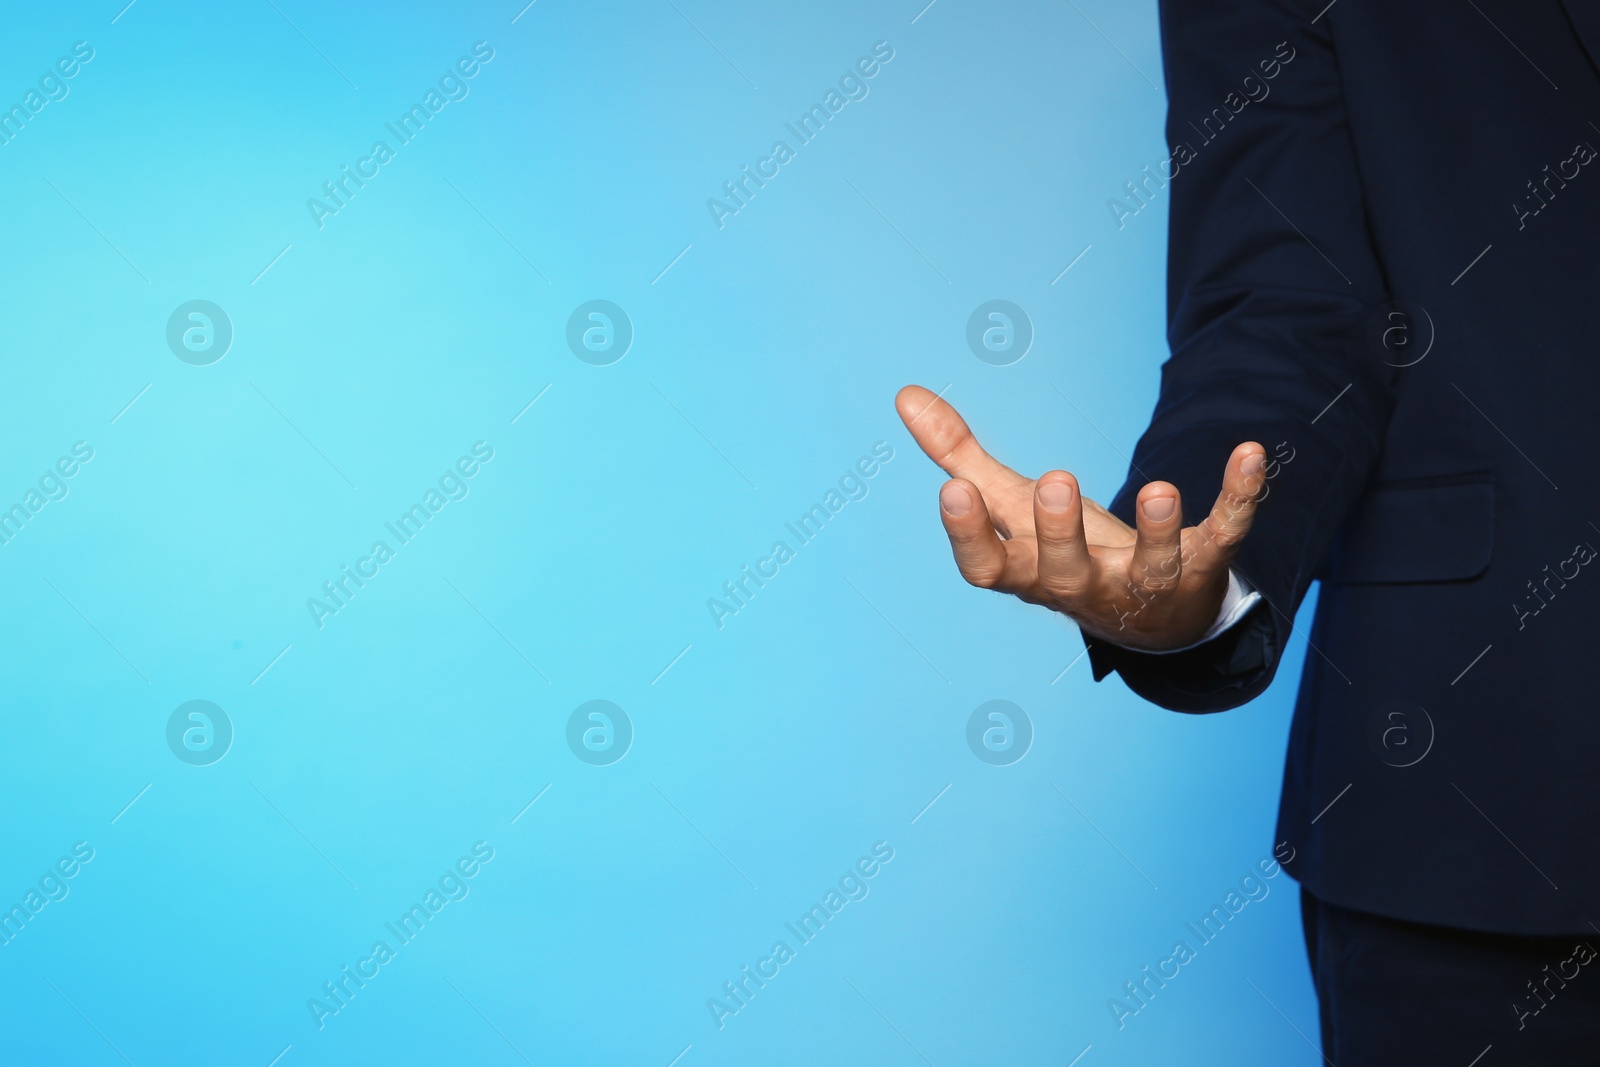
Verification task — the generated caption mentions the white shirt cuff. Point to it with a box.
[1145,569,1261,654]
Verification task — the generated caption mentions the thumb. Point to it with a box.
[1188,443,1269,575]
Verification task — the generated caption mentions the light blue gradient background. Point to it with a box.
[0,1,1323,1063]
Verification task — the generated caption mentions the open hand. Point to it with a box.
[895,385,1268,652]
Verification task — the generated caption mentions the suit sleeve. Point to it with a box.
[1083,0,1398,712]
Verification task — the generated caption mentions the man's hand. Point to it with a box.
[895,385,1269,652]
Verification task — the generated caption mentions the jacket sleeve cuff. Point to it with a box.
[1083,594,1279,713]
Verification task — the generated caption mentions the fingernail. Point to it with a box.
[1242,453,1265,477]
[1038,480,1074,511]
[941,483,973,516]
[1141,496,1175,522]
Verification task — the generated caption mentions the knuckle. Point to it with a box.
[1140,575,1179,596]
[1214,493,1260,527]
[1138,538,1181,568]
[1203,516,1245,551]
[1135,559,1181,593]
[1039,571,1084,601]
[1038,519,1082,548]
[1219,486,1258,509]
[962,564,1004,589]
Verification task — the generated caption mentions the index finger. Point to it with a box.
[896,384,1030,495]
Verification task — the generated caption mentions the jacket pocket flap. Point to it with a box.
[1331,478,1495,585]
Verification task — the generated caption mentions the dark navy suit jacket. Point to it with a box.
[1086,0,1600,935]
